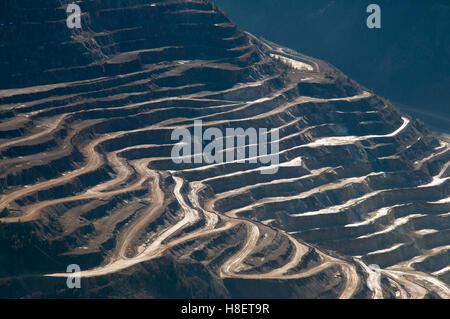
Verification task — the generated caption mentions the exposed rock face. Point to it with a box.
[213,0,450,125]
[0,0,449,298]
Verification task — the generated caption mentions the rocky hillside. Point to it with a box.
[213,0,450,130]
[0,0,449,298]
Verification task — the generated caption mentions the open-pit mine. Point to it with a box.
[0,0,449,299]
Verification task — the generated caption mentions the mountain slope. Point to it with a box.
[212,0,450,126]
[0,0,449,298]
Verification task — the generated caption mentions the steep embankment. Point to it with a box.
[0,0,449,298]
